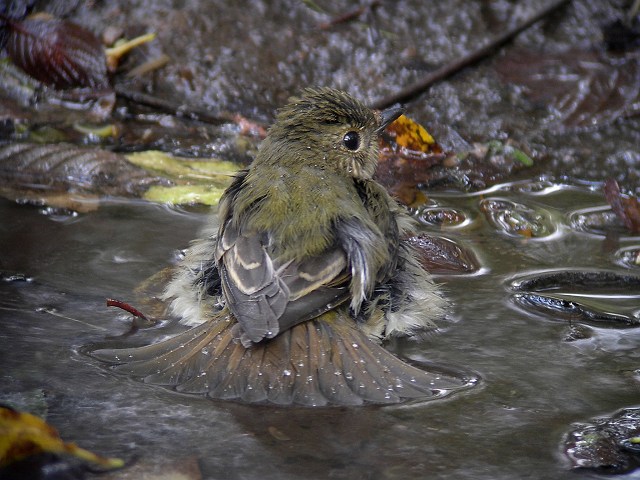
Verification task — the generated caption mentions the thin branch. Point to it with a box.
[319,1,381,30]
[106,298,149,321]
[114,85,235,125]
[371,0,572,110]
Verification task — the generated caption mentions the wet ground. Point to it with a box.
[1,0,640,479]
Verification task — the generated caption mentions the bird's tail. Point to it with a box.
[90,309,475,406]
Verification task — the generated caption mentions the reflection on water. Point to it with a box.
[1,179,640,479]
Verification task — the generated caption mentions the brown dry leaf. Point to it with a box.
[0,406,123,469]
[604,178,640,234]
[496,49,640,128]
[376,115,446,205]
[4,13,110,91]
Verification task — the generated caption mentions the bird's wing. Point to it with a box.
[216,221,350,346]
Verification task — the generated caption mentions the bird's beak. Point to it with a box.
[375,104,405,134]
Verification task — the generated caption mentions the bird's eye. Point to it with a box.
[342,131,360,151]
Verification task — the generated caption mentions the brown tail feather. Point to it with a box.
[90,309,475,406]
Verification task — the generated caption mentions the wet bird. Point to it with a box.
[93,87,467,406]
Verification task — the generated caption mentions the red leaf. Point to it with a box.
[604,178,640,234]
[496,49,640,129]
[5,13,109,90]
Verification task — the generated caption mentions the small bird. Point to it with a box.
[93,88,469,406]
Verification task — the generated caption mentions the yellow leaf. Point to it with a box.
[126,150,237,184]
[0,406,123,469]
[143,184,227,205]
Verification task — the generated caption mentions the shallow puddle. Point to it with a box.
[1,178,639,479]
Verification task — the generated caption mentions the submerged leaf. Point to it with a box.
[604,178,640,234]
[4,13,109,90]
[125,150,238,182]
[143,184,227,205]
[125,151,237,205]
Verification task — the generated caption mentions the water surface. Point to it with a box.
[1,179,639,479]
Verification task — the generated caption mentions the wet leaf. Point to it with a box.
[564,407,640,473]
[418,206,467,228]
[604,178,640,234]
[125,150,238,182]
[4,13,110,90]
[479,198,554,238]
[72,123,118,139]
[125,151,236,204]
[376,115,445,204]
[0,406,123,469]
[406,234,480,274]
[496,49,640,129]
[0,142,169,200]
[143,184,227,206]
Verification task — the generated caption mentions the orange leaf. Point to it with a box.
[375,115,445,205]
[383,114,442,155]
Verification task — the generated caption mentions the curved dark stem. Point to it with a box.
[114,84,235,125]
[370,0,572,110]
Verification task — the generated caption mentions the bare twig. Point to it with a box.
[319,1,381,30]
[114,85,235,125]
[371,0,572,109]
[106,298,149,321]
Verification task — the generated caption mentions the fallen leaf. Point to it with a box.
[0,143,169,198]
[143,184,227,205]
[3,13,109,90]
[604,178,640,234]
[496,49,640,128]
[0,406,123,469]
[376,115,446,204]
[383,114,442,156]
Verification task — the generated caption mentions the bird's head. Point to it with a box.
[263,87,404,180]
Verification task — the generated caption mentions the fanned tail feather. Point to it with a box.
[91,309,473,406]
